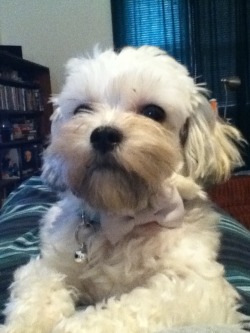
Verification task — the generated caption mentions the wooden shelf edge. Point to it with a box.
[0,139,43,149]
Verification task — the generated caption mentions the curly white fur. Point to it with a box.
[1,46,245,333]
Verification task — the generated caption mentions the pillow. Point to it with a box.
[0,177,58,323]
[218,215,250,316]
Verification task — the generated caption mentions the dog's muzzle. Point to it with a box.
[90,126,123,154]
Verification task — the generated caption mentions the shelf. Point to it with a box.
[0,77,39,89]
[0,52,49,72]
[0,139,42,149]
[0,171,41,189]
[0,178,20,187]
[0,51,52,206]
[0,110,43,117]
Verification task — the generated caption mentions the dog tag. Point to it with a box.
[74,243,87,263]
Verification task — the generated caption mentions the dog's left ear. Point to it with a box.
[183,95,245,185]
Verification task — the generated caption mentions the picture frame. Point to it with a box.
[1,148,21,180]
[20,144,40,176]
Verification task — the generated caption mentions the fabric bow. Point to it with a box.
[100,184,184,245]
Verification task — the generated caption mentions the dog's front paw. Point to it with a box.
[3,259,76,333]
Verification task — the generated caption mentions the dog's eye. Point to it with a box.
[74,104,93,115]
[140,104,166,122]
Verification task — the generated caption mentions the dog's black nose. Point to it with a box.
[90,126,123,153]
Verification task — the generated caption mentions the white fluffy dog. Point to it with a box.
[2,46,246,333]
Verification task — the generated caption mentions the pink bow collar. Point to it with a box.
[100,184,185,245]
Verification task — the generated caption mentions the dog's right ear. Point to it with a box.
[49,97,65,138]
[42,57,87,193]
[41,98,68,192]
[42,146,68,193]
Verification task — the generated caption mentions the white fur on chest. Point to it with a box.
[40,196,222,304]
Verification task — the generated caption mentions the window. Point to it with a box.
[111,0,250,168]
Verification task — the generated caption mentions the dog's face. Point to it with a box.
[43,46,243,212]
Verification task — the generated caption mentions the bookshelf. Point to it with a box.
[0,51,53,206]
